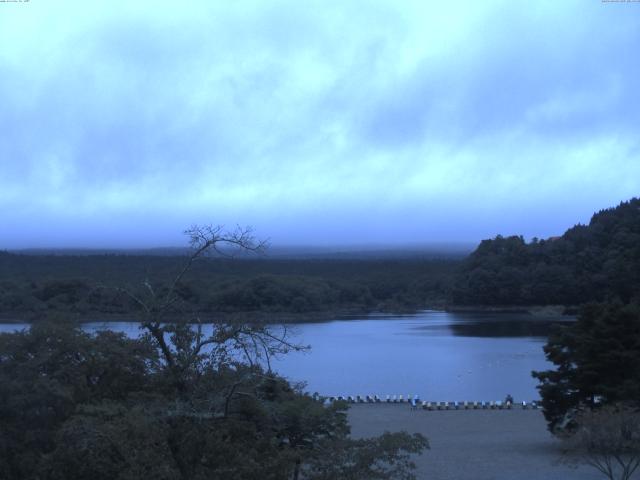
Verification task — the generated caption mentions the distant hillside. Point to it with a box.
[9,243,473,260]
[452,198,640,306]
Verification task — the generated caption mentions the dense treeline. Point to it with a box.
[0,254,458,320]
[452,198,640,306]
[3,197,640,317]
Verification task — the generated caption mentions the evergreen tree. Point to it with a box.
[532,302,640,432]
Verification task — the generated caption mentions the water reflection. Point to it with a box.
[414,312,574,338]
[271,311,564,400]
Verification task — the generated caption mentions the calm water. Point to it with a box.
[0,311,571,401]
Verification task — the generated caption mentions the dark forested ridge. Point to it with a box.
[3,198,640,320]
[452,197,640,307]
[0,253,458,321]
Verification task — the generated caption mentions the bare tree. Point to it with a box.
[116,224,306,391]
[563,404,640,480]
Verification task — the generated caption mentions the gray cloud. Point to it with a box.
[0,0,639,248]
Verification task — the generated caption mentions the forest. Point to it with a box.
[2,198,640,322]
[0,253,458,322]
[452,198,640,307]
[0,318,428,479]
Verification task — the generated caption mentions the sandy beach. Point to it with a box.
[348,404,604,480]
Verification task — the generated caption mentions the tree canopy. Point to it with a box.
[532,302,640,432]
[0,255,456,320]
[0,321,430,479]
[452,198,640,306]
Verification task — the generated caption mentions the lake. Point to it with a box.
[0,310,571,401]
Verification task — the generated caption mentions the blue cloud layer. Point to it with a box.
[1,0,639,247]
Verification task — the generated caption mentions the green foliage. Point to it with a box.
[0,322,157,479]
[0,256,457,319]
[532,302,640,432]
[303,432,428,480]
[453,198,640,306]
[0,322,427,479]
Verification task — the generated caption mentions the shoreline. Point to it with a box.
[0,307,434,325]
[445,304,577,316]
[0,304,577,325]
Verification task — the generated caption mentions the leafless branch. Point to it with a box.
[564,404,640,480]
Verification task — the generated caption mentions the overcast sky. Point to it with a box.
[1,1,639,248]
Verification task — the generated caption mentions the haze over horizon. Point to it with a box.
[1,1,639,249]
